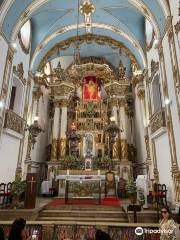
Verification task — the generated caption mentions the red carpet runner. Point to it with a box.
[47,197,120,207]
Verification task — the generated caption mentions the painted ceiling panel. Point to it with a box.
[1,0,165,72]
[2,0,32,38]
[102,6,145,49]
[2,0,165,41]
[31,9,72,52]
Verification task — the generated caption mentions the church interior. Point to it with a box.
[0,0,180,239]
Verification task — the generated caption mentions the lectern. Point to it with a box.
[24,173,37,209]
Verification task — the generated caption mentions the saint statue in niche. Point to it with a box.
[118,60,126,80]
[83,76,101,100]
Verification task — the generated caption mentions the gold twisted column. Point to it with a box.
[58,99,69,159]
[51,139,58,161]
[50,101,60,161]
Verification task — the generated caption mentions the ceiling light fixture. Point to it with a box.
[74,0,81,65]
[11,42,17,50]
[164,98,171,105]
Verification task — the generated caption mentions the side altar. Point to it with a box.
[46,60,136,192]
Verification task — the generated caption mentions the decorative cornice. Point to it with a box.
[68,61,114,84]
[60,99,69,108]
[38,34,139,71]
[51,82,74,96]
[104,81,131,97]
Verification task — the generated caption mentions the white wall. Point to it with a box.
[0,36,31,183]
[162,29,180,172]
[155,133,174,203]
[0,134,20,183]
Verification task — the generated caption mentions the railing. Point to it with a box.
[3,109,25,135]
[150,108,166,135]
[1,222,179,240]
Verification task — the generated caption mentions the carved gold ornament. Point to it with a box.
[80,1,95,15]
[3,109,25,135]
[131,74,144,87]
[39,34,138,70]
[68,62,114,83]
[13,62,26,85]
[174,20,180,35]
[104,81,130,97]
[150,60,159,79]
[149,108,166,135]
[137,89,145,100]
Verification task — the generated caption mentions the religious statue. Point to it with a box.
[59,138,66,158]
[118,60,126,80]
[51,139,57,160]
[54,61,64,80]
[83,76,100,100]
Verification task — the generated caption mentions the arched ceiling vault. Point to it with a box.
[0,0,169,72]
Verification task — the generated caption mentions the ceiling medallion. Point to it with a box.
[80,0,95,16]
[80,0,95,34]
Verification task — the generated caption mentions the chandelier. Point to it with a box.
[74,0,81,65]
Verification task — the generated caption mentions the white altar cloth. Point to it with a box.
[56,175,119,181]
[41,180,52,194]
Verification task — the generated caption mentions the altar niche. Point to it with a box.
[74,75,107,168]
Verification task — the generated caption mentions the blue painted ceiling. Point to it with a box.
[2,0,166,72]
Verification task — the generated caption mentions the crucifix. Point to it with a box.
[25,173,37,209]
[80,0,95,34]
[29,176,36,193]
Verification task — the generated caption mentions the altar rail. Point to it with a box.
[0,222,179,240]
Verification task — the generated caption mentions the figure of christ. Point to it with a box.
[83,76,100,100]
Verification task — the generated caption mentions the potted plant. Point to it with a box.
[126,177,137,204]
[11,176,26,208]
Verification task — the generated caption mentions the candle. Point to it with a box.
[67,169,69,175]
[98,169,100,176]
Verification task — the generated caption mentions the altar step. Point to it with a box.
[37,208,128,223]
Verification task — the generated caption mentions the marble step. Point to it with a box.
[37,216,128,223]
[39,209,126,218]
